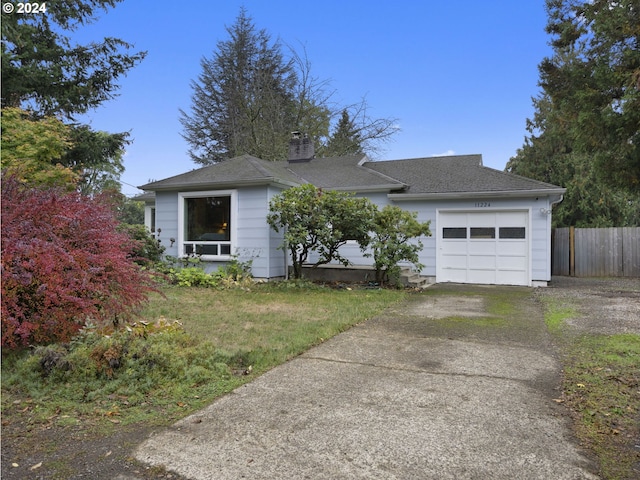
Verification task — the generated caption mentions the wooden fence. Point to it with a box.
[552,227,640,277]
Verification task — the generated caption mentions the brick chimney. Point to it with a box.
[288,131,314,162]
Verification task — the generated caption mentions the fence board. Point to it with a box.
[552,228,570,276]
[552,227,639,277]
[622,227,640,277]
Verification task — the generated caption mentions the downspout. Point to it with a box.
[550,194,564,210]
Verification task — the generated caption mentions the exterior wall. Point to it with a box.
[306,194,554,283]
[154,191,180,258]
[235,185,286,279]
[154,187,554,284]
[402,196,554,283]
[153,186,285,279]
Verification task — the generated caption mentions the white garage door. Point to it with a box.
[437,211,529,286]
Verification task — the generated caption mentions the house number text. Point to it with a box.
[474,202,491,207]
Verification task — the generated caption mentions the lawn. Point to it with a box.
[1,283,405,427]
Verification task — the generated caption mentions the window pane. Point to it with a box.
[443,227,467,239]
[185,196,231,241]
[197,244,219,255]
[499,227,526,239]
[220,244,231,255]
[470,227,495,239]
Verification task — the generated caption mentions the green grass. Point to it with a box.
[541,300,640,480]
[542,300,577,334]
[1,283,404,428]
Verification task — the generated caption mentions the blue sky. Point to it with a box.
[73,1,552,196]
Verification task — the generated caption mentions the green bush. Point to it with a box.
[1,320,240,419]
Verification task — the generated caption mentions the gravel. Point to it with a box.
[535,276,640,335]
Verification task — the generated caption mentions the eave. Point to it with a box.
[387,188,567,201]
[139,177,301,192]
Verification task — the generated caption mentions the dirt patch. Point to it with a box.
[0,419,186,480]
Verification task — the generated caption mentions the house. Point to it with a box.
[138,138,565,286]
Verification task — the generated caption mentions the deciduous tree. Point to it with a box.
[0,107,77,188]
[1,176,157,348]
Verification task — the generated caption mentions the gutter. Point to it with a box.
[139,177,301,192]
[387,188,567,201]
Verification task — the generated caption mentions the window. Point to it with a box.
[179,191,236,258]
[145,206,156,233]
[470,227,495,239]
[443,227,467,239]
[499,227,526,239]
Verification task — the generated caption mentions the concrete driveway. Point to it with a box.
[134,285,598,479]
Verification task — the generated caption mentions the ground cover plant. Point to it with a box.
[1,282,404,478]
[541,300,640,480]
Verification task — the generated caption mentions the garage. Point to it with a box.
[437,210,530,286]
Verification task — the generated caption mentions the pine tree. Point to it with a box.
[325,110,364,157]
[180,8,300,164]
[507,0,640,226]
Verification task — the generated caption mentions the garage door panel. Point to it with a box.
[496,270,527,285]
[438,210,529,286]
[468,242,496,255]
[496,256,527,270]
[496,242,527,255]
[468,269,496,284]
[442,254,467,269]
[470,255,496,269]
[497,211,527,226]
[442,268,469,283]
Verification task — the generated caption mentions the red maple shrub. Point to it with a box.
[1,176,157,348]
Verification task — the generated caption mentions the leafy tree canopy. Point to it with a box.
[267,184,376,279]
[366,206,432,285]
[1,107,78,188]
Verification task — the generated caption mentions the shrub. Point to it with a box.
[267,184,376,278]
[366,205,432,285]
[118,223,165,266]
[1,176,157,348]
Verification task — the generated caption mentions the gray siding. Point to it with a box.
[236,186,285,279]
[306,194,554,283]
[155,191,179,258]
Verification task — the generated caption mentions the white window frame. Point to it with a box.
[178,190,238,261]
[144,205,156,233]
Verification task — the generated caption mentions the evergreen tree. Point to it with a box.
[325,109,364,157]
[180,8,398,164]
[180,8,301,164]
[1,0,145,193]
[507,0,640,227]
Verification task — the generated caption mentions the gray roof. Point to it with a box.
[139,155,301,191]
[139,153,565,198]
[362,155,564,197]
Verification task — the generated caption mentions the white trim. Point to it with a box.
[177,189,238,261]
[389,189,566,201]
